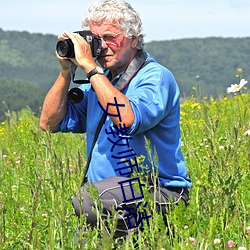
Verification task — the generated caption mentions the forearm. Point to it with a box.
[40,70,71,132]
[90,74,135,128]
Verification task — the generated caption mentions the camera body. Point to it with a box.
[56,30,102,58]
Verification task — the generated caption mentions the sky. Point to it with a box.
[1,0,250,42]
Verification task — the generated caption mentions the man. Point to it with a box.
[40,0,192,242]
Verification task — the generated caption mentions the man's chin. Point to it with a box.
[98,59,113,69]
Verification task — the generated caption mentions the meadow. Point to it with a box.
[0,90,249,249]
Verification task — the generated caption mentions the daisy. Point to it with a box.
[227,79,248,93]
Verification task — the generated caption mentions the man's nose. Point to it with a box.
[101,38,108,49]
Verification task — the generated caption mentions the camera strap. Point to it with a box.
[81,50,150,186]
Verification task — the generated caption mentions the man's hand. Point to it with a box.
[56,33,79,71]
[62,31,96,72]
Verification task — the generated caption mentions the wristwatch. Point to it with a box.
[87,66,104,80]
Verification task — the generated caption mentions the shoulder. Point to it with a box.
[138,52,178,87]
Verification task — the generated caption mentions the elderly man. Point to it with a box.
[40,0,192,242]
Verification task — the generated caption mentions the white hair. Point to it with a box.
[82,0,145,49]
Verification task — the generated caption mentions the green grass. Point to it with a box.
[0,93,249,249]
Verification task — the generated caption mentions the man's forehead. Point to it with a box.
[89,19,121,31]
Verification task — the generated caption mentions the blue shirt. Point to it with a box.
[58,52,192,188]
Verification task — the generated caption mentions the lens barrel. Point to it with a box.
[68,88,84,103]
[56,39,75,58]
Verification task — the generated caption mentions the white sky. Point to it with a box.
[1,0,250,42]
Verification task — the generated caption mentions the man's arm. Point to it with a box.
[40,64,71,132]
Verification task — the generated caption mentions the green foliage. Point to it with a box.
[145,37,250,98]
[0,29,61,121]
[0,79,46,121]
[0,28,60,88]
[0,94,249,249]
[0,109,85,249]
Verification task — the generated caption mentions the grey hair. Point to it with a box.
[82,0,145,49]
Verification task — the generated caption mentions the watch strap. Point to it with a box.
[87,67,103,80]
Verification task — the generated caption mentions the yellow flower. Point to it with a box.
[237,67,243,73]
[191,103,201,109]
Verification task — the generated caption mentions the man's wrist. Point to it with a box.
[87,66,104,80]
[60,68,71,79]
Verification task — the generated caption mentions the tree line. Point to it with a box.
[0,28,249,120]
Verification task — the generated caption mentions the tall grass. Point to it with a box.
[0,93,249,249]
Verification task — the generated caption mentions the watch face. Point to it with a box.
[96,66,104,74]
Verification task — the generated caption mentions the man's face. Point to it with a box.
[89,20,138,73]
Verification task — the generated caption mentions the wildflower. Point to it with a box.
[246,226,250,235]
[42,213,48,221]
[189,237,196,246]
[244,130,250,136]
[191,103,201,109]
[214,238,221,244]
[219,145,224,150]
[196,180,202,185]
[238,247,246,250]
[227,79,248,93]
[237,67,243,73]
[12,185,18,192]
[228,240,235,248]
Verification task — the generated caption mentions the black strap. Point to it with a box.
[115,50,147,91]
[81,50,149,186]
[81,113,105,186]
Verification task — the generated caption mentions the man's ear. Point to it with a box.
[131,36,139,48]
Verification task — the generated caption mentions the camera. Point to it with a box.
[56,30,102,58]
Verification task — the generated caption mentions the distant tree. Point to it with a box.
[0,79,45,121]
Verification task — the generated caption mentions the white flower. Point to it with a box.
[214,238,221,244]
[244,130,250,136]
[20,207,25,214]
[227,79,248,93]
[238,247,246,250]
[189,237,196,245]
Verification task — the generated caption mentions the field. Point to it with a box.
[0,91,249,249]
